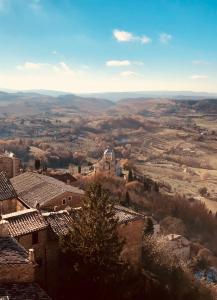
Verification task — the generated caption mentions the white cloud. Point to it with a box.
[140,36,151,44]
[120,71,139,77]
[16,62,45,70]
[192,60,210,65]
[113,29,151,44]
[16,61,75,74]
[190,75,208,80]
[113,30,134,42]
[106,60,131,67]
[159,33,172,44]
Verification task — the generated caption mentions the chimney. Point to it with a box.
[0,220,9,237]
[54,206,58,212]
[28,249,35,264]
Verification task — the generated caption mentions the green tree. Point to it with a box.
[125,191,130,207]
[144,218,154,236]
[128,169,133,182]
[60,182,124,284]
[34,159,40,170]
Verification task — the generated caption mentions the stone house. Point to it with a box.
[115,205,145,266]
[11,171,85,211]
[0,219,50,299]
[164,234,191,260]
[0,171,28,215]
[2,208,49,286]
[0,152,20,179]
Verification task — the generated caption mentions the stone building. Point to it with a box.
[94,147,122,176]
[0,172,28,215]
[115,205,145,266]
[0,152,20,178]
[164,234,191,260]
[0,219,50,299]
[11,171,85,211]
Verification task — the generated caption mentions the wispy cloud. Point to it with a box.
[120,71,141,77]
[106,60,131,67]
[16,61,75,75]
[16,62,45,70]
[192,60,210,65]
[159,33,172,44]
[190,74,208,80]
[113,29,151,44]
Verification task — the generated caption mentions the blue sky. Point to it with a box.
[0,0,217,92]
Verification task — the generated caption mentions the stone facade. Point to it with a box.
[0,154,20,179]
[0,264,35,283]
[118,218,145,267]
[1,198,26,215]
[164,234,191,260]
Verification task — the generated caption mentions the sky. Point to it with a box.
[0,0,217,93]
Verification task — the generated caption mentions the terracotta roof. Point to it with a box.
[43,210,74,237]
[114,205,144,224]
[3,209,48,237]
[0,283,51,299]
[11,172,84,208]
[0,172,17,201]
[0,236,29,264]
[44,205,143,237]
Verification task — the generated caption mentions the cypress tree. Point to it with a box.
[125,191,130,207]
[60,182,124,284]
[144,218,154,236]
[128,169,133,182]
[34,159,40,170]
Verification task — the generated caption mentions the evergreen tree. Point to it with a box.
[144,218,154,236]
[128,169,133,182]
[125,191,130,207]
[34,159,41,170]
[60,182,124,284]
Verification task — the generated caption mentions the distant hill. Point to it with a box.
[79,91,217,102]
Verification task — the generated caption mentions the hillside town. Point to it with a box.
[0,149,216,299]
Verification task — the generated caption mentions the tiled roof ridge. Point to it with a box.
[0,172,18,201]
[2,208,37,219]
[115,205,145,217]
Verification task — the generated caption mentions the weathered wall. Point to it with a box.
[1,198,26,215]
[42,191,84,211]
[0,264,35,283]
[118,219,145,267]
[0,157,20,178]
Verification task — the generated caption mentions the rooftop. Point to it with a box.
[0,236,29,265]
[0,283,51,299]
[43,210,74,237]
[0,172,17,201]
[3,209,48,237]
[115,205,144,224]
[11,172,84,208]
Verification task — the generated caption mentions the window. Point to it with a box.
[62,198,66,205]
[68,196,72,201]
[32,231,39,245]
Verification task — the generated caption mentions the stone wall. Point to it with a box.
[1,198,26,215]
[118,218,145,267]
[41,191,84,211]
[0,157,20,178]
[0,264,35,283]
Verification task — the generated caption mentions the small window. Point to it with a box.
[32,232,39,245]
[68,196,72,201]
[62,198,66,205]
